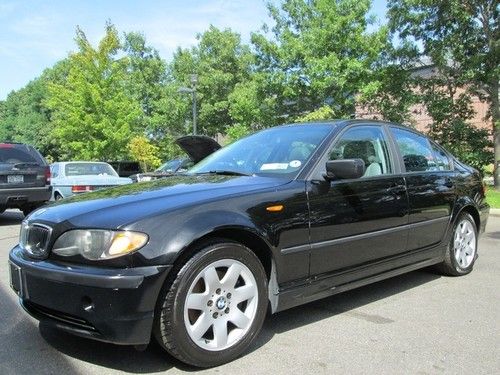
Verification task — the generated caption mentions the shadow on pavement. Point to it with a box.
[38,269,440,372]
[250,269,440,354]
[0,210,24,226]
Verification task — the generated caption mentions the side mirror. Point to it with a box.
[325,159,365,180]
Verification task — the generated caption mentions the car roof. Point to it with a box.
[53,161,111,165]
[275,119,426,136]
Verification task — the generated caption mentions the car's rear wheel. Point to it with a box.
[54,192,63,201]
[438,212,478,276]
[153,240,268,368]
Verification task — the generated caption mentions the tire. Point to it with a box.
[21,205,34,217]
[153,239,268,368]
[54,192,63,201]
[438,212,478,276]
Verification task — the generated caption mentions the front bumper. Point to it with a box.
[0,186,52,207]
[9,246,171,345]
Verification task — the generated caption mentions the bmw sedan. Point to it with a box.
[9,120,489,367]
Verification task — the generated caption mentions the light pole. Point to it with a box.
[178,74,198,135]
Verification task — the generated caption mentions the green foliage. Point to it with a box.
[388,0,499,184]
[127,135,162,171]
[170,26,255,136]
[252,0,389,121]
[486,189,500,208]
[225,124,251,145]
[46,23,141,161]
[296,106,335,122]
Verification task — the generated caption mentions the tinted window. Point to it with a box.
[431,143,451,171]
[329,126,392,177]
[0,144,44,165]
[65,163,118,177]
[391,128,435,172]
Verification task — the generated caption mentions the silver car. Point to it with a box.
[50,161,132,200]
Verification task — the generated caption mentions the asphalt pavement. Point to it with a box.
[0,209,498,374]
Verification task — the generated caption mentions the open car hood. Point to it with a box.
[175,136,221,163]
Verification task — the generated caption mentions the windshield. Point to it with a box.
[157,159,183,172]
[189,125,332,177]
[65,163,119,177]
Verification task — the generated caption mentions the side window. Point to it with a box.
[431,143,451,171]
[390,127,435,172]
[329,126,392,177]
[50,164,59,178]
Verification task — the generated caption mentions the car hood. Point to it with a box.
[175,136,221,163]
[29,174,291,228]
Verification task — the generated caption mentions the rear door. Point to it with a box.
[0,144,48,189]
[389,127,455,251]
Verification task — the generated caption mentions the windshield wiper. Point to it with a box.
[195,170,252,177]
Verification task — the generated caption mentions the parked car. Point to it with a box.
[108,161,142,177]
[131,135,221,182]
[0,142,51,216]
[50,161,132,200]
[9,120,489,368]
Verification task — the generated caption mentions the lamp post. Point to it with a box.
[178,74,198,135]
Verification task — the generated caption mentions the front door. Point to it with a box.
[308,125,409,277]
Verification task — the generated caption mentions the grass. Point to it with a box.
[486,188,500,208]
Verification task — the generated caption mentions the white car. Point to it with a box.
[50,161,132,200]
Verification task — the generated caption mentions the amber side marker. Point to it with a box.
[266,205,284,212]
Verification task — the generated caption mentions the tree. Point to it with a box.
[127,135,161,171]
[123,32,168,134]
[388,0,499,186]
[251,0,390,122]
[170,26,255,136]
[0,60,70,159]
[46,23,141,161]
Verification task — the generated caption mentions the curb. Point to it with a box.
[490,208,500,217]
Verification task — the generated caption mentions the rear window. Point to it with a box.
[0,143,44,165]
[65,163,118,177]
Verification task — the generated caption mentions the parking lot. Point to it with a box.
[0,210,498,374]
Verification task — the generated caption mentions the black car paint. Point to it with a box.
[9,120,489,346]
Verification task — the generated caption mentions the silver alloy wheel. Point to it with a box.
[183,259,259,351]
[453,219,476,268]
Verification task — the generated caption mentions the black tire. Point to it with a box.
[153,239,268,368]
[21,205,34,217]
[438,212,478,276]
[54,192,63,201]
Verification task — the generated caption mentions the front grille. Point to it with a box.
[20,222,52,259]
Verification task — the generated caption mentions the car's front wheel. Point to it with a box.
[154,240,268,368]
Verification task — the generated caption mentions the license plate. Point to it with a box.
[9,261,23,297]
[7,175,24,184]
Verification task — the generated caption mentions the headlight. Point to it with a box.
[52,230,148,260]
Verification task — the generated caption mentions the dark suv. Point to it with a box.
[0,143,51,216]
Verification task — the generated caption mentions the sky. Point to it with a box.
[0,0,388,100]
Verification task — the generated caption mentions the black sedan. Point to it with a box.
[8,120,489,367]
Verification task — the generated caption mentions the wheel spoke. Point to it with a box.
[189,312,212,340]
[203,266,220,291]
[213,318,228,347]
[233,284,255,304]
[229,309,250,329]
[465,231,474,244]
[221,263,243,289]
[186,292,207,310]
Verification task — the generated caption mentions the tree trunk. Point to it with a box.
[492,78,500,190]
